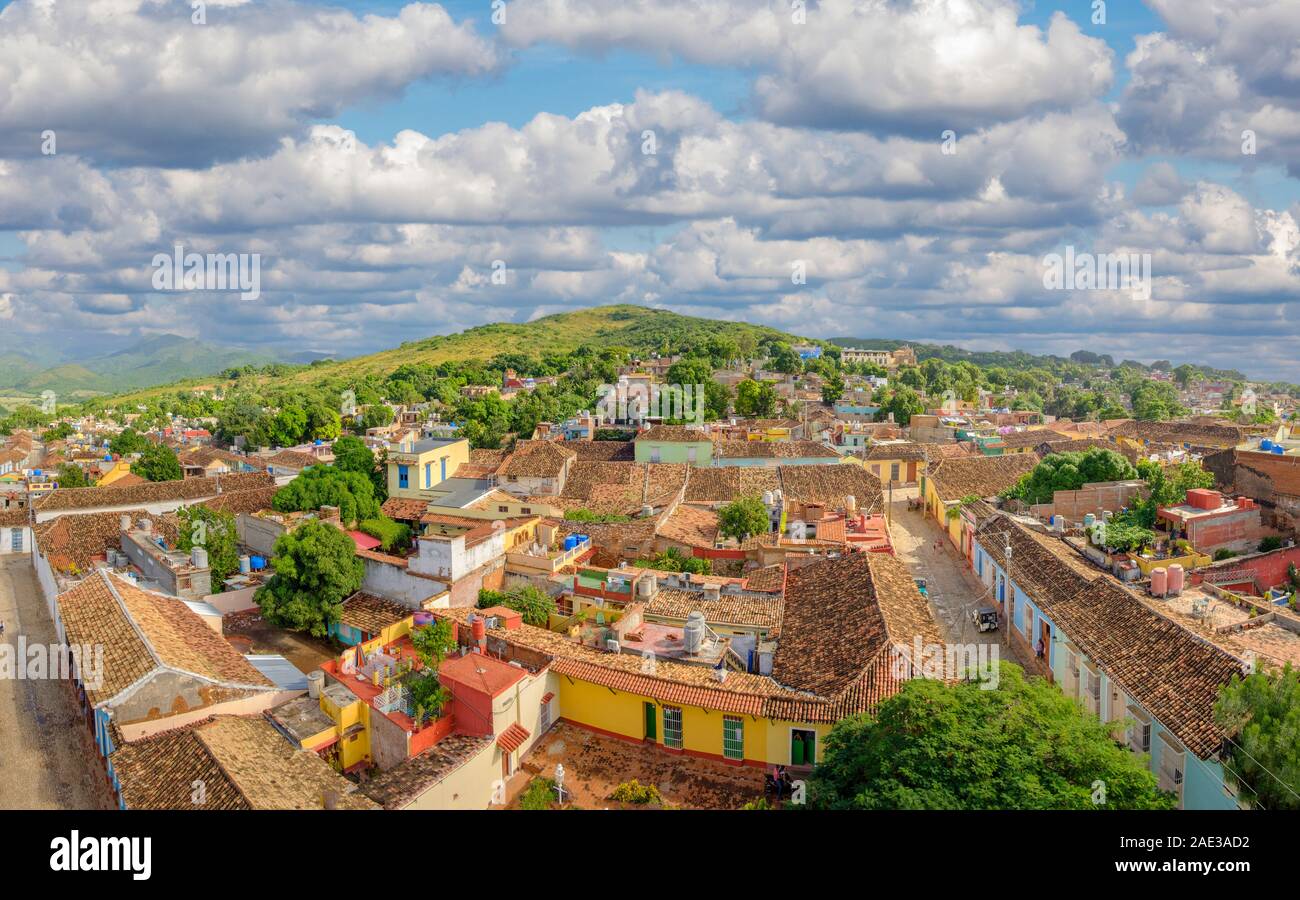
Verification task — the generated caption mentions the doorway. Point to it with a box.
[790,729,816,766]
[643,702,657,742]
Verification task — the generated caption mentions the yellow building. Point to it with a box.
[437,550,941,770]
[386,436,470,501]
[95,459,136,487]
[922,453,1040,551]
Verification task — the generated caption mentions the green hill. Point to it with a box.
[101,305,805,405]
[0,334,277,398]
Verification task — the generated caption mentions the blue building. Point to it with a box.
[972,513,1247,810]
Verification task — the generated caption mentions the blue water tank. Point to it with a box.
[563,535,578,552]
[1261,439,1273,451]
[576,534,589,546]
[250,555,266,570]
[1273,446,1285,455]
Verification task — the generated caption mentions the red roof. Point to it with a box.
[495,722,530,753]
[438,652,527,698]
[347,530,382,551]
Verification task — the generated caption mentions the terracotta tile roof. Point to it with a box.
[714,440,839,459]
[381,497,430,521]
[976,513,1245,758]
[469,448,509,468]
[34,509,179,572]
[655,504,719,548]
[499,440,575,478]
[339,592,412,634]
[360,733,493,809]
[862,441,927,461]
[0,509,27,528]
[997,429,1071,450]
[644,463,690,506]
[777,464,883,509]
[496,722,530,753]
[1109,420,1245,448]
[195,716,378,809]
[773,551,943,700]
[743,563,787,593]
[201,485,278,515]
[926,453,1040,502]
[683,466,780,502]
[114,716,377,810]
[111,720,250,810]
[636,425,712,443]
[262,449,320,470]
[562,461,644,509]
[566,440,635,461]
[57,570,274,706]
[645,588,783,631]
[33,472,274,512]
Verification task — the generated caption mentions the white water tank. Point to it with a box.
[191,547,209,569]
[307,670,324,699]
[684,611,707,654]
[239,555,251,574]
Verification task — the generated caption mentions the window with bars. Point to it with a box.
[722,716,743,760]
[539,699,551,734]
[663,706,683,749]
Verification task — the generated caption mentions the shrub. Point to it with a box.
[519,778,556,810]
[1258,535,1284,553]
[610,779,662,805]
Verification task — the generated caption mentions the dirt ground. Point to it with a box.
[222,609,339,672]
[0,557,115,810]
[506,722,766,809]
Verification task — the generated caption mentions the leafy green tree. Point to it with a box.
[717,495,770,542]
[1131,381,1186,421]
[360,404,394,431]
[1005,449,1137,505]
[305,403,342,441]
[734,379,777,418]
[1214,664,1300,809]
[477,584,556,627]
[109,427,149,456]
[176,505,239,588]
[808,663,1175,810]
[266,405,308,446]
[255,521,363,636]
[876,386,925,426]
[768,342,803,374]
[272,466,380,525]
[55,463,89,488]
[822,372,846,406]
[131,443,182,482]
[332,435,384,498]
[42,421,74,442]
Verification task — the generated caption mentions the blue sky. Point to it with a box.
[1,0,1298,379]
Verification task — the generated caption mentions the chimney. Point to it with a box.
[120,514,132,533]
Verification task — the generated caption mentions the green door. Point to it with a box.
[644,702,656,741]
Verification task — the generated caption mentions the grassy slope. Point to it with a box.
[101,305,803,405]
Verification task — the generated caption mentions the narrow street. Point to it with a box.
[885,485,1027,669]
[0,556,114,809]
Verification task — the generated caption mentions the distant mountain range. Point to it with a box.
[0,334,278,398]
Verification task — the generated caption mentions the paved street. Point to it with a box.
[885,486,1026,668]
[0,556,114,810]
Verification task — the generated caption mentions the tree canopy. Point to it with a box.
[1214,664,1300,810]
[131,443,182,482]
[717,495,770,542]
[807,663,1175,810]
[255,520,363,636]
[1004,448,1137,505]
[272,465,380,526]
